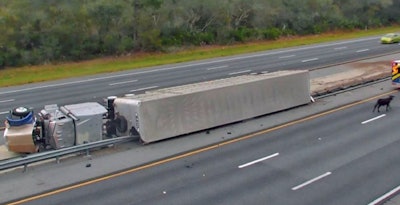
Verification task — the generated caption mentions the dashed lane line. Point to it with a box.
[238,153,279,169]
[292,172,332,191]
[109,80,138,86]
[206,65,228,70]
[228,70,251,75]
[301,58,319,63]
[0,99,15,103]
[129,86,159,92]
[356,49,370,53]
[361,114,386,124]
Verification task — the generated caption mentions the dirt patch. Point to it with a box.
[349,60,391,72]
[310,61,391,96]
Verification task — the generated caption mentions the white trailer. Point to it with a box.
[113,70,310,143]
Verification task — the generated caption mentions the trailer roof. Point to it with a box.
[122,70,307,101]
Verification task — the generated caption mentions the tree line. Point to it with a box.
[0,0,398,68]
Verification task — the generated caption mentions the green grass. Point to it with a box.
[1,26,399,87]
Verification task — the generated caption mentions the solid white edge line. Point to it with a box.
[0,99,15,103]
[109,80,138,86]
[292,172,332,191]
[238,153,279,169]
[361,114,386,124]
[229,70,252,75]
[301,58,319,63]
[368,185,400,205]
[129,86,158,92]
[0,111,9,115]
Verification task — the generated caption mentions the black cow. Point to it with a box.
[372,95,394,112]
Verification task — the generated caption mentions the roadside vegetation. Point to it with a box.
[0,0,399,87]
[1,27,398,87]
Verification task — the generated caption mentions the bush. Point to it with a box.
[139,29,162,51]
[188,32,215,45]
[230,27,257,42]
[262,27,282,40]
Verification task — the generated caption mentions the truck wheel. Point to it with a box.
[115,116,128,133]
[12,107,31,117]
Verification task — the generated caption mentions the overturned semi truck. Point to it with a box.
[4,70,311,153]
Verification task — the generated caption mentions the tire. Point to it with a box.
[115,115,128,133]
[12,107,31,117]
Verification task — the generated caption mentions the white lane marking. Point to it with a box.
[301,58,319,63]
[0,37,378,96]
[0,111,9,115]
[229,70,252,75]
[0,99,14,103]
[0,65,194,95]
[334,46,347,50]
[356,49,369,53]
[279,55,296,59]
[207,65,228,70]
[238,153,279,169]
[292,172,332,191]
[361,114,386,124]
[129,86,158,92]
[368,185,400,205]
[109,80,138,86]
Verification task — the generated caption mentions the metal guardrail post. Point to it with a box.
[86,148,90,157]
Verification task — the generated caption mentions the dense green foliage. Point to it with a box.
[0,0,398,68]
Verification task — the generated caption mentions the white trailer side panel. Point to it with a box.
[114,70,310,143]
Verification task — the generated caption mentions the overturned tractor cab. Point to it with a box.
[3,102,121,153]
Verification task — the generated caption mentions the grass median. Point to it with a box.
[0,26,399,87]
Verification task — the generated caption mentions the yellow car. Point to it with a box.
[381,33,400,44]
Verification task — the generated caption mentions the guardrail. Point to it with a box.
[0,136,134,171]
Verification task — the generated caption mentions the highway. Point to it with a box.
[13,90,400,205]
[0,35,399,124]
[2,36,400,204]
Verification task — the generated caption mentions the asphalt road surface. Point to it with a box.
[0,36,399,124]
[12,89,400,205]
